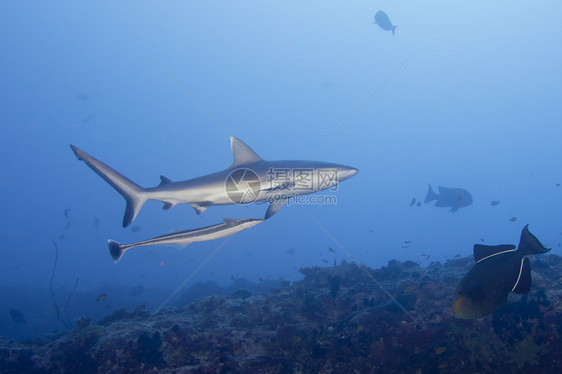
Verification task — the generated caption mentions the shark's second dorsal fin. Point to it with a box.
[474,244,516,263]
[230,137,263,167]
[159,176,172,186]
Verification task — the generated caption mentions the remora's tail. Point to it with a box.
[70,145,147,227]
[108,239,126,263]
[518,224,550,256]
[424,184,439,203]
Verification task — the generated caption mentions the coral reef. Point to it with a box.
[1,255,562,373]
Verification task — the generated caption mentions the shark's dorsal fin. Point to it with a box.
[230,137,263,167]
[159,175,172,186]
[474,244,516,263]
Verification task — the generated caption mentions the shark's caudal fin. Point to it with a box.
[517,224,551,256]
[108,239,126,263]
[424,184,439,203]
[70,145,148,227]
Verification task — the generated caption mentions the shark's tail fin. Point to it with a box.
[424,184,438,203]
[70,145,148,227]
[517,225,551,256]
[108,239,126,263]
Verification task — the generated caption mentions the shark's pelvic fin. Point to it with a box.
[190,202,210,215]
[70,145,148,227]
[230,137,263,167]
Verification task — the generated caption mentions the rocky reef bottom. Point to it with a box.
[2,255,562,373]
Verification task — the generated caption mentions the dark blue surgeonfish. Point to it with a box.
[424,184,472,213]
[453,225,550,319]
[374,10,397,36]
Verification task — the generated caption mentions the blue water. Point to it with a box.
[1,1,561,339]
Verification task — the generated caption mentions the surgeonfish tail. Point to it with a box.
[424,184,438,203]
[70,145,148,227]
[108,240,125,263]
[517,224,551,256]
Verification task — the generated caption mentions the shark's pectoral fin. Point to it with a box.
[265,198,288,219]
[162,202,176,210]
[191,202,210,215]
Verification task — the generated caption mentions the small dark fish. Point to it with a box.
[131,225,141,232]
[368,229,374,233]
[96,293,108,302]
[555,183,560,187]
[425,184,473,213]
[421,253,430,260]
[258,276,263,282]
[404,241,411,244]
[416,202,421,207]
[328,247,336,253]
[322,259,329,263]
[410,198,416,207]
[64,221,71,231]
[491,201,500,206]
[374,10,397,36]
[509,217,517,222]
[9,309,26,323]
[453,225,550,319]
[74,93,93,101]
[480,238,485,242]
[93,216,99,228]
[63,209,71,219]
[401,246,408,249]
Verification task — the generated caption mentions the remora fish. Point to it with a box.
[424,184,472,213]
[108,218,264,263]
[374,10,397,36]
[453,225,550,319]
[70,137,357,227]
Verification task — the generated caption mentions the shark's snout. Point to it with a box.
[339,167,359,180]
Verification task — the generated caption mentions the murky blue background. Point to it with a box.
[1,1,561,339]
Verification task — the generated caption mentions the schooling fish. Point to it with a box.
[108,218,264,263]
[374,10,397,36]
[424,184,473,213]
[453,225,550,319]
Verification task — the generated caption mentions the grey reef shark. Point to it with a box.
[108,218,264,263]
[70,137,358,226]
